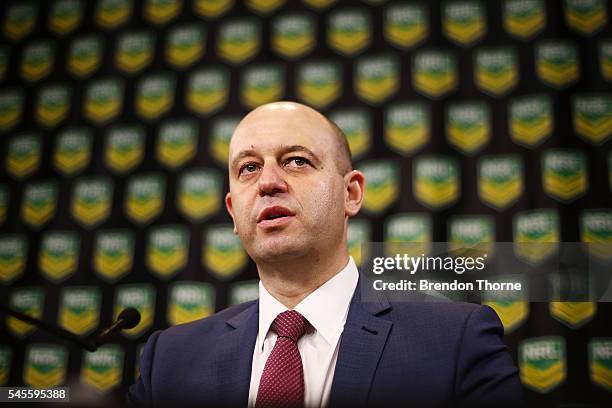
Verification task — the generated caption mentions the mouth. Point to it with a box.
[257,206,295,229]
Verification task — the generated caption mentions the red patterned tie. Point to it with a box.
[255,310,309,408]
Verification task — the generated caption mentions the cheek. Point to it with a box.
[303,179,345,220]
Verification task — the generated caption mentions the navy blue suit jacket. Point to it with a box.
[127,282,522,407]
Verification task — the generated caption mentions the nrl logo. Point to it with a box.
[572,95,612,145]
[240,64,284,109]
[186,67,229,115]
[229,280,259,306]
[6,133,41,180]
[589,338,612,391]
[384,102,430,155]
[384,213,432,258]
[115,31,155,74]
[412,50,457,99]
[125,173,165,225]
[144,0,182,25]
[167,282,214,326]
[446,102,491,155]
[156,119,198,169]
[202,225,247,279]
[49,0,83,35]
[3,3,36,42]
[329,109,372,160]
[84,78,124,124]
[296,61,341,109]
[67,36,103,78]
[217,18,260,65]
[24,345,67,388]
[114,284,155,338]
[177,169,222,222]
[0,235,27,285]
[474,47,518,97]
[348,220,371,267]
[355,54,399,105]
[384,3,428,49]
[413,156,460,209]
[193,0,234,19]
[448,215,494,255]
[104,125,145,174]
[81,345,124,393]
[35,84,70,128]
[564,0,607,36]
[71,177,113,228]
[135,74,175,120]
[59,286,101,336]
[360,160,399,214]
[39,231,80,283]
[503,0,546,40]
[271,13,315,59]
[93,230,134,282]
[478,155,524,210]
[21,181,58,228]
[0,89,23,132]
[327,9,371,56]
[482,275,528,334]
[550,300,596,329]
[541,149,588,202]
[580,209,612,262]
[513,209,559,265]
[166,25,205,68]
[536,40,579,88]
[508,94,553,148]
[53,128,92,176]
[8,287,43,337]
[442,0,486,47]
[95,0,133,29]
[210,116,240,166]
[20,41,54,82]
[246,0,285,15]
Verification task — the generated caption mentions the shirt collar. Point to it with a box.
[256,256,359,350]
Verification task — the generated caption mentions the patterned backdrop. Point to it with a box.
[0,0,611,406]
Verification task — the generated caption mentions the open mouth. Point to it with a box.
[257,206,295,224]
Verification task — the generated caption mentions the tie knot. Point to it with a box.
[272,310,308,342]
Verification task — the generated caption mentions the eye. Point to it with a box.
[239,162,260,175]
[286,157,310,167]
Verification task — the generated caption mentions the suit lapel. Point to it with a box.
[329,280,393,407]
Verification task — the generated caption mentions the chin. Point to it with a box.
[251,240,309,263]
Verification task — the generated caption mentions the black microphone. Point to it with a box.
[88,308,141,350]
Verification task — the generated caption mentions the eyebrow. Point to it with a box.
[230,145,321,173]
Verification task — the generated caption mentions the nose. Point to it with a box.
[258,162,288,196]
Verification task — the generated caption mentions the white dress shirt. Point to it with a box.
[247,257,359,408]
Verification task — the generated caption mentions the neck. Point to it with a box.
[257,249,350,309]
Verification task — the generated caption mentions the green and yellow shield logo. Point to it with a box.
[115,30,155,74]
[229,280,259,305]
[93,230,134,282]
[67,35,103,78]
[542,149,588,202]
[21,181,58,228]
[384,102,430,155]
[59,286,101,336]
[384,3,428,49]
[84,78,123,124]
[53,127,92,176]
[96,0,133,29]
[474,47,518,96]
[303,0,336,10]
[167,282,215,325]
[114,284,155,338]
[448,215,494,254]
[329,109,372,160]
[482,275,528,334]
[8,287,43,337]
[572,94,612,145]
[446,102,490,155]
[361,160,399,214]
[564,0,607,36]
[296,60,341,109]
[549,270,596,328]
[246,0,285,14]
[503,0,546,40]
[412,49,457,99]
[513,209,559,265]
[136,74,175,120]
[210,116,240,166]
[177,169,222,222]
[550,301,596,329]
[217,18,260,64]
[0,346,11,386]
[271,13,315,59]
[20,41,54,82]
[0,185,7,226]
[478,155,523,210]
[600,39,612,82]
[49,0,83,35]
[384,213,432,258]
[348,219,371,267]
[147,226,188,279]
[125,173,165,225]
[35,84,70,128]
[327,9,371,56]
[157,119,197,169]
[194,0,234,18]
[413,156,460,209]
[590,338,612,391]
[355,54,399,105]
[536,40,579,88]
[105,125,145,174]
[3,3,36,42]
[6,133,41,179]
[144,0,182,25]
[509,94,553,148]
[580,209,612,262]
[241,64,284,109]
[39,231,79,283]
[81,345,123,393]
[0,89,23,131]
[186,67,229,115]
[0,235,27,284]
[443,0,486,46]
[202,225,247,280]
[71,177,113,228]
[166,25,205,68]
[24,344,67,388]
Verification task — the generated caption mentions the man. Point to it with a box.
[127,102,522,407]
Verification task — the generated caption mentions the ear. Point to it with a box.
[344,170,365,217]
[224,192,238,234]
